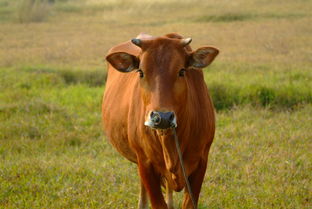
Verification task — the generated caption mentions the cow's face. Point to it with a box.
[106,37,218,130]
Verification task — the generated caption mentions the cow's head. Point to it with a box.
[106,36,218,130]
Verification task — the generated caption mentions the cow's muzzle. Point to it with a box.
[144,111,177,129]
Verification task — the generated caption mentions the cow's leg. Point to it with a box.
[138,181,148,209]
[137,159,168,209]
[182,160,207,209]
[166,181,174,209]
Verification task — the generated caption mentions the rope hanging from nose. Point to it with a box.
[173,128,197,209]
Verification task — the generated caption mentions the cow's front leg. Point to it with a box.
[182,159,207,209]
[137,158,168,209]
[138,181,148,209]
[166,181,174,209]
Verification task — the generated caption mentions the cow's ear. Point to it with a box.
[189,47,219,68]
[106,52,139,73]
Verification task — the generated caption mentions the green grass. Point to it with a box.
[206,106,311,208]
[0,0,312,208]
[1,76,311,208]
[205,63,312,110]
[0,65,311,209]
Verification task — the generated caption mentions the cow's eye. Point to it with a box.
[178,69,186,77]
[137,69,144,78]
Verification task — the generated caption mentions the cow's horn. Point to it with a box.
[131,38,142,47]
[181,38,192,46]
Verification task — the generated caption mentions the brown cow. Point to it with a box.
[102,33,219,209]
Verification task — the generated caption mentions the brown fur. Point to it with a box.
[102,33,218,209]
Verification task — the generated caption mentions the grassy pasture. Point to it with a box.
[0,0,311,208]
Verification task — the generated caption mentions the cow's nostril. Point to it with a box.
[150,111,161,125]
[168,112,175,122]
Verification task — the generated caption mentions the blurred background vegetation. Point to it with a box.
[0,0,311,208]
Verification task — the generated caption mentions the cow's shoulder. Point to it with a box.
[107,40,140,57]
[164,33,192,52]
[164,33,184,39]
[136,32,154,40]
[107,33,154,57]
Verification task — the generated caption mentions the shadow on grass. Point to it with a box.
[59,69,107,87]
[209,83,312,111]
[195,12,307,23]
[23,67,107,87]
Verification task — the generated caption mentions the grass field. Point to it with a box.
[0,0,311,208]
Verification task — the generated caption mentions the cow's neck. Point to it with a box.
[158,130,179,173]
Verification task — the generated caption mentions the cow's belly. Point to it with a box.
[102,95,137,163]
[106,126,137,163]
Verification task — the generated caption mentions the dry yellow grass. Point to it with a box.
[0,0,311,70]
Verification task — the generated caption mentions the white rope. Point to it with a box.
[173,129,197,209]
